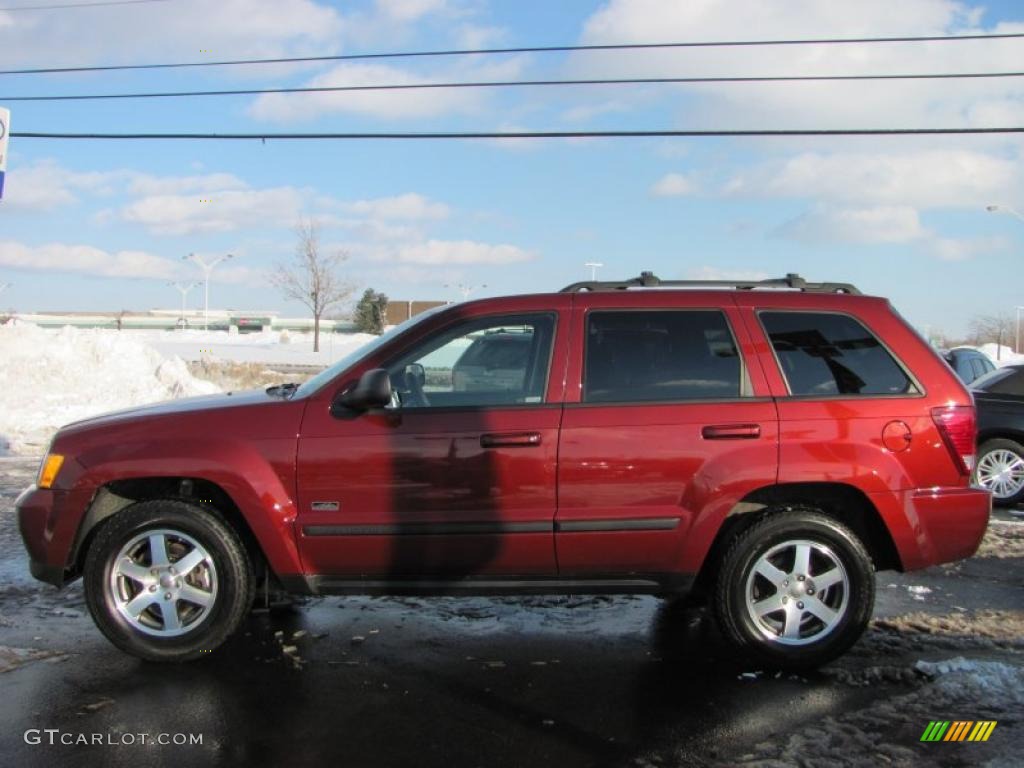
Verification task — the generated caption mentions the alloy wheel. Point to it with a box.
[743,538,849,646]
[975,448,1024,500]
[108,528,219,638]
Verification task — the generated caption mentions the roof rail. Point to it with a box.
[558,271,861,295]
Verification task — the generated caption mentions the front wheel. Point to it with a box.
[83,500,253,662]
[713,509,875,669]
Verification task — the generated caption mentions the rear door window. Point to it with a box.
[760,312,916,397]
[583,310,743,403]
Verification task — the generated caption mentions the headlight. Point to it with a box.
[38,454,65,489]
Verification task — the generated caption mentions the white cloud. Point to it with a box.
[779,205,928,244]
[454,23,506,49]
[375,0,448,22]
[651,172,698,197]
[0,241,180,280]
[0,0,343,69]
[249,54,527,122]
[2,162,127,211]
[340,193,450,221]
[573,1,1024,131]
[396,240,534,265]
[928,235,1008,261]
[249,62,480,121]
[127,173,249,197]
[120,187,306,236]
[724,150,1021,209]
[773,204,1006,262]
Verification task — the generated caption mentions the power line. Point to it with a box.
[11,127,1024,140]
[0,0,171,10]
[2,30,1023,75]
[6,70,1024,102]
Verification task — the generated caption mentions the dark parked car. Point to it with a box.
[943,347,996,385]
[18,272,990,667]
[972,364,1024,505]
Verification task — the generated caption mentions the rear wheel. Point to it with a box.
[974,438,1024,506]
[83,500,253,662]
[713,509,874,668]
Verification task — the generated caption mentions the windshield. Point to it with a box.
[294,306,447,398]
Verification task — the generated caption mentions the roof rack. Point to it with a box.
[559,271,861,295]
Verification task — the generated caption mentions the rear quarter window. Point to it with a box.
[760,311,917,397]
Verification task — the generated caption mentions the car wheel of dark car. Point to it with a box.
[974,438,1024,506]
[83,500,253,662]
[713,509,875,669]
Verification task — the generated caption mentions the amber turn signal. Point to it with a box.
[38,454,65,489]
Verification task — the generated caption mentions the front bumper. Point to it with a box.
[16,484,74,587]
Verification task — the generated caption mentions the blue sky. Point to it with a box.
[1,0,1024,337]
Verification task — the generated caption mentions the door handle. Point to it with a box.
[701,424,761,440]
[480,432,542,448]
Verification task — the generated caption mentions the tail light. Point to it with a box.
[930,405,976,476]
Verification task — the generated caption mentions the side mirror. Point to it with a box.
[332,369,393,414]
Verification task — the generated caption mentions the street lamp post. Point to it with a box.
[183,253,233,331]
[1017,306,1024,355]
[169,281,199,329]
[444,283,487,301]
[986,207,1024,354]
[986,204,1024,223]
[584,261,604,281]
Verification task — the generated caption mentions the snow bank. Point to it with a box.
[0,322,220,455]
[140,328,379,366]
[915,657,1024,705]
[975,343,1024,367]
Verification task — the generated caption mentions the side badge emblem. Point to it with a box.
[311,501,340,512]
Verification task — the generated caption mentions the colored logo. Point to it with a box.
[920,720,997,742]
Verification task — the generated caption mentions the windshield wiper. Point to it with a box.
[266,382,300,398]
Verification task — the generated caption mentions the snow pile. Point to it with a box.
[143,327,380,366]
[915,657,1024,705]
[976,343,1024,367]
[0,322,220,455]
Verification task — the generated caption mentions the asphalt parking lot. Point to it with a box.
[1,456,1021,768]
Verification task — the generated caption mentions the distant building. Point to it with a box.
[16,310,357,333]
[385,300,448,326]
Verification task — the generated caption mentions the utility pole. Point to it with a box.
[169,281,199,329]
[584,261,604,281]
[183,253,233,331]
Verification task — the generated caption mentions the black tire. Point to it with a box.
[974,438,1024,506]
[83,499,253,662]
[713,509,874,669]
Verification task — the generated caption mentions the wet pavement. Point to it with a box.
[1,455,1021,768]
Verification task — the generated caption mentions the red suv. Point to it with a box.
[17,273,991,667]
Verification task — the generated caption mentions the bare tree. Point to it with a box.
[967,312,1014,360]
[271,219,353,352]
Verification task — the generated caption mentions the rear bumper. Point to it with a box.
[16,484,73,587]
[874,486,991,571]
